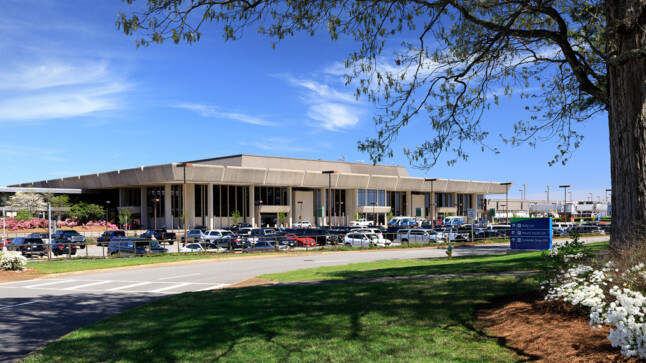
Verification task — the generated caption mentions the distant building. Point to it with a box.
[10,154,511,228]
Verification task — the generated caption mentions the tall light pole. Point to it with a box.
[519,189,523,199]
[547,185,551,203]
[178,163,193,245]
[501,182,513,223]
[2,206,5,244]
[322,170,338,229]
[523,184,527,200]
[105,200,111,231]
[559,185,571,220]
[588,192,593,202]
[605,188,611,202]
[153,198,159,230]
[425,178,437,227]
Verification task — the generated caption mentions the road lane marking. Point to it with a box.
[197,284,230,291]
[106,282,151,291]
[25,280,73,288]
[150,283,192,293]
[63,281,114,290]
[0,301,38,310]
[158,273,200,280]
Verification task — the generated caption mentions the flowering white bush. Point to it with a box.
[543,243,646,359]
[0,251,27,270]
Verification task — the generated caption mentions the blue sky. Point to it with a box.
[0,1,611,202]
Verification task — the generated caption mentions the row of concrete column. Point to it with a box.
[127,185,479,229]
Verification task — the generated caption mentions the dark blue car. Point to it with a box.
[107,238,167,256]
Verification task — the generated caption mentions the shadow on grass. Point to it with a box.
[25,276,539,362]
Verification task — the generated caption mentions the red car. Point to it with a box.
[0,237,12,246]
[285,234,317,247]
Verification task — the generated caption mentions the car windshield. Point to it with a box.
[368,234,379,239]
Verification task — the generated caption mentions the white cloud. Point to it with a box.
[0,60,130,122]
[280,74,363,132]
[176,103,275,126]
[307,103,360,131]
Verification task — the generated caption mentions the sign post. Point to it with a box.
[510,217,552,250]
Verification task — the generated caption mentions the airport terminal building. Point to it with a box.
[10,155,511,229]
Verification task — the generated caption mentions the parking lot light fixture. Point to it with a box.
[297,201,304,222]
[322,171,338,229]
[559,185,571,219]
[547,185,551,203]
[106,200,111,232]
[605,188,611,202]
[178,162,193,247]
[2,206,5,243]
[425,178,438,227]
[501,183,513,223]
[153,198,159,230]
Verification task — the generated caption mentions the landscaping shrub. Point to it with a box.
[541,239,646,359]
[0,251,27,270]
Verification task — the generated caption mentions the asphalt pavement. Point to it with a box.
[0,237,608,362]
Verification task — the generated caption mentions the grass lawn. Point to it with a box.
[260,241,609,282]
[23,275,538,362]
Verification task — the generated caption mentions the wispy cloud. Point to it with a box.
[240,137,313,153]
[0,60,130,122]
[176,103,275,126]
[0,145,68,162]
[280,74,363,132]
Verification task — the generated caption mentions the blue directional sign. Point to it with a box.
[509,217,552,250]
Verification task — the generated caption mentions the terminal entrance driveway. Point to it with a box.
[0,240,605,362]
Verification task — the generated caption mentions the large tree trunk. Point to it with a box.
[607,1,646,248]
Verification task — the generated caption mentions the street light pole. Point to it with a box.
[425,178,437,228]
[322,171,338,229]
[105,200,111,231]
[370,202,377,225]
[297,201,304,222]
[605,188,611,202]
[559,185,571,220]
[501,183,513,224]
[547,185,551,203]
[2,206,5,244]
[153,198,159,230]
[178,163,193,246]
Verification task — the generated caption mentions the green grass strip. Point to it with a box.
[260,241,609,282]
[23,275,537,363]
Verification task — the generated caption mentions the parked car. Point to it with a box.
[349,219,372,227]
[27,233,51,244]
[97,230,127,246]
[292,228,339,245]
[0,237,12,246]
[387,217,417,227]
[438,227,469,242]
[202,229,236,241]
[343,232,391,247]
[179,243,226,253]
[243,240,289,253]
[48,239,78,256]
[194,225,209,232]
[285,234,317,247]
[213,236,243,250]
[396,229,444,244]
[107,238,168,256]
[52,230,86,248]
[8,237,46,257]
[182,229,206,242]
[293,221,313,228]
[140,228,176,243]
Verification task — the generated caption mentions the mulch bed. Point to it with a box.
[0,268,40,283]
[478,291,643,362]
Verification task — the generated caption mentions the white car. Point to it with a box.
[203,229,235,241]
[349,219,371,227]
[343,232,391,247]
[396,229,445,244]
[293,221,313,228]
[179,243,226,253]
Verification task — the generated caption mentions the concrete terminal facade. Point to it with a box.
[11,155,512,229]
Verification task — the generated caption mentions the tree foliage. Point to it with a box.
[117,0,614,168]
[118,208,133,227]
[69,202,105,224]
[44,194,70,220]
[6,191,46,216]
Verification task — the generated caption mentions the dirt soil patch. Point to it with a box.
[478,291,643,362]
[225,277,277,289]
[0,268,41,283]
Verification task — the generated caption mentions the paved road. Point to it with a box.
[0,237,607,362]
